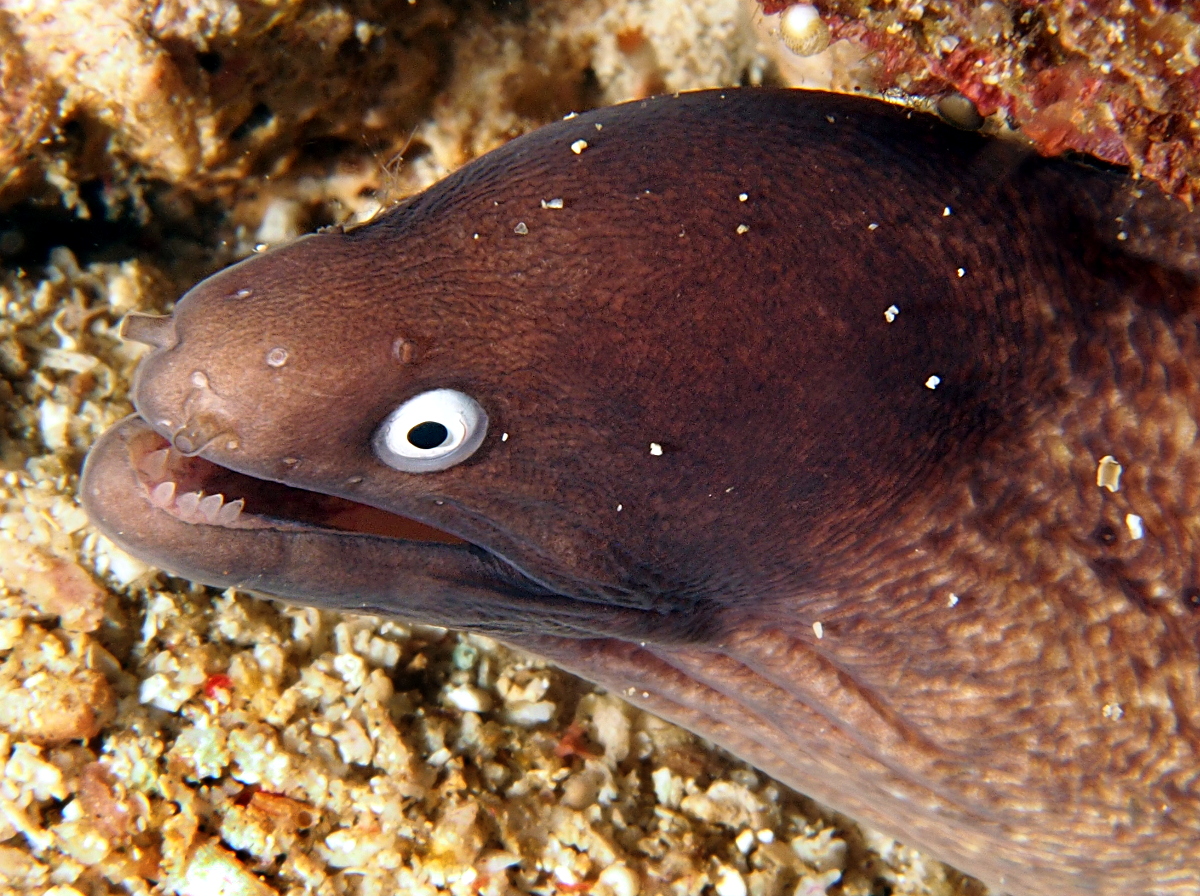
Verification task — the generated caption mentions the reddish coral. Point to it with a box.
[762,0,1200,201]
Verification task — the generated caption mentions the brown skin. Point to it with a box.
[82,89,1200,894]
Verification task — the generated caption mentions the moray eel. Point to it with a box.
[82,89,1200,895]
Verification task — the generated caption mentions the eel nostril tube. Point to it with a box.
[121,313,177,349]
[171,413,232,457]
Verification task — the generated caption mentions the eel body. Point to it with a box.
[82,89,1200,895]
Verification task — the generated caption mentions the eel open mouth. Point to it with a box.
[83,416,656,638]
[81,415,480,601]
[121,424,465,544]
[81,410,584,630]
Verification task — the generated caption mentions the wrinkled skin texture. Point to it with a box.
[83,89,1200,895]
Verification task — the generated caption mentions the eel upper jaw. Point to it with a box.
[81,414,570,627]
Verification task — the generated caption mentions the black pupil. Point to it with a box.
[407,421,449,450]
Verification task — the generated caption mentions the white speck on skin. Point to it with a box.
[501,432,509,442]
[649,443,663,456]
[1126,513,1144,539]
[1117,231,1128,240]
[570,139,588,154]
[868,222,879,230]
[265,347,288,368]
[617,504,623,511]
[738,192,748,201]
[563,112,578,120]
[943,206,953,216]
[812,621,823,639]
[925,375,941,389]
[541,198,564,209]
[1102,702,1124,721]
[1097,455,1123,492]
[948,593,959,607]
[514,222,528,235]
[956,267,966,277]
[736,224,750,234]
[884,304,899,323]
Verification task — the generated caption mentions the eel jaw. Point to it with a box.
[83,416,709,642]
[105,416,465,542]
[79,414,528,615]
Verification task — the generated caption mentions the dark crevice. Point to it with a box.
[230,103,275,142]
[196,50,223,73]
[0,184,231,269]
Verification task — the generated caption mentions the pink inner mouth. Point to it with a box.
[126,428,465,544]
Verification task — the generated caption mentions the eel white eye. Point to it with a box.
[374,389,488,473]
